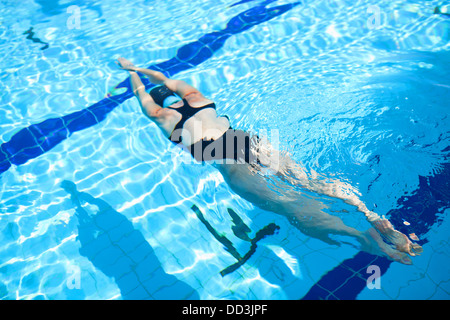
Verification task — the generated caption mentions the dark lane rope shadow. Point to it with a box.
[61,180,199,300]
[23,27,49,50]
[191,205,280,277]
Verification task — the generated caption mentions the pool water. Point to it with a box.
[0,0,449,300]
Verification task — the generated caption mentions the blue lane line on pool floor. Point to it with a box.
[0,0,300,174]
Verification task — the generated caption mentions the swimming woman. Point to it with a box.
[116,57,423,265]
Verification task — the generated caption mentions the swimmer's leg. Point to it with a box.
[287,212,415,264]
[218,163,418,265]
[287,212,364,247]
[272,152,423,260]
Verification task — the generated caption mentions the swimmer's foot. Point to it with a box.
[361,228,413,265]
[373,219,423,257]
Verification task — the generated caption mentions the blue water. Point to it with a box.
[0,0,449,300]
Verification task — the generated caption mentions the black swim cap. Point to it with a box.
[150,85,178,107]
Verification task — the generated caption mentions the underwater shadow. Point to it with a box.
[192,205,304,299]
[61,180,199,300]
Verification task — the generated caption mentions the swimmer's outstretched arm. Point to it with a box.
[116,57,205,99]
[117,57,168,85]
[132,68,168,85]
[117,58,164,118]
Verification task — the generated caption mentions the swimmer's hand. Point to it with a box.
[116,57,138,72]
